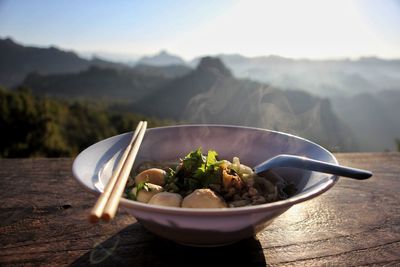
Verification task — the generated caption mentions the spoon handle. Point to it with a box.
[254,154,372,180]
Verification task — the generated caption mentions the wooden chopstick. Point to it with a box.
[88,121,147,223]
[101,121,147,222]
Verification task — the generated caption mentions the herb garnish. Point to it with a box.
[130,181,150,200]
[177,148,224,190]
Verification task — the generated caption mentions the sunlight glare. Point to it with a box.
[172,0,387,59]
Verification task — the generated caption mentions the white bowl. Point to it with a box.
[72,125,339,246]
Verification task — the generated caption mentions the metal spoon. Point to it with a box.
[254,154,372,180]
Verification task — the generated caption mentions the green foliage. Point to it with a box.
[0,87,173,157]
[181,148,206,173]
[129,181,150,201]
[176,148,223,191]
[396,138,400,152]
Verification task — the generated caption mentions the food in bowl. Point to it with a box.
[73,125,342,246]
[125,148,296,208]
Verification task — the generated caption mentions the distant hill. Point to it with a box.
[196,54,400,98]
[135,57,357,151]
[137,50,186,66]
[90,56,129,70]
[133,64,191,79]
[133,57,233,119]
[22,66,171,101]
[0,38,127,87]
[332,90,400,151]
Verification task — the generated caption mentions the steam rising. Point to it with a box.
[183,77,356,151]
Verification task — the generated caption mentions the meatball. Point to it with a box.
[182,189,227,208]
[148,192,182,207]
[130,183,163,203]
[135,168,166,186]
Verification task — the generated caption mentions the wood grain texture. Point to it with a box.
[0,153,399,266]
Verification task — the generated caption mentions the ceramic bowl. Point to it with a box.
[72,125,339,246]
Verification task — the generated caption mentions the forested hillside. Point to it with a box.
[0,87,174,157]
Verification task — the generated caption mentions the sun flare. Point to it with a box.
[170,0,396,59]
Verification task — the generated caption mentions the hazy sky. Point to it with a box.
[0,0,399,60]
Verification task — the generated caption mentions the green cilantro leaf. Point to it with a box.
[206,150,218,166]
[136,181,150,195]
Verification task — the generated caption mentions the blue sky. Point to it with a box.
[0,0,399,60]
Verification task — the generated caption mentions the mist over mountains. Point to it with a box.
[333,91,400,151]
[215,54,400,98]
[1,37,399,152]
[133,57,356,151]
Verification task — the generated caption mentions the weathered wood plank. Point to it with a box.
[0,153,399,266]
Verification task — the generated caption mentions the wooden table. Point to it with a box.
[1,153,399,266]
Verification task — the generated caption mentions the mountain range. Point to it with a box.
[19,52,358,151]
[1,37,399,152]
[22,66,169,101]
[192,54,400,98]
[0,38,130,87]
[105,49,400,99]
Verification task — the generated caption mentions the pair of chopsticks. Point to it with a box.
[89,121,147,223]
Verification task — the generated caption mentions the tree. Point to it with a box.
[0,86,175,157]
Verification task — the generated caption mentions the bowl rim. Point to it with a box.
[73,124,339,215]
